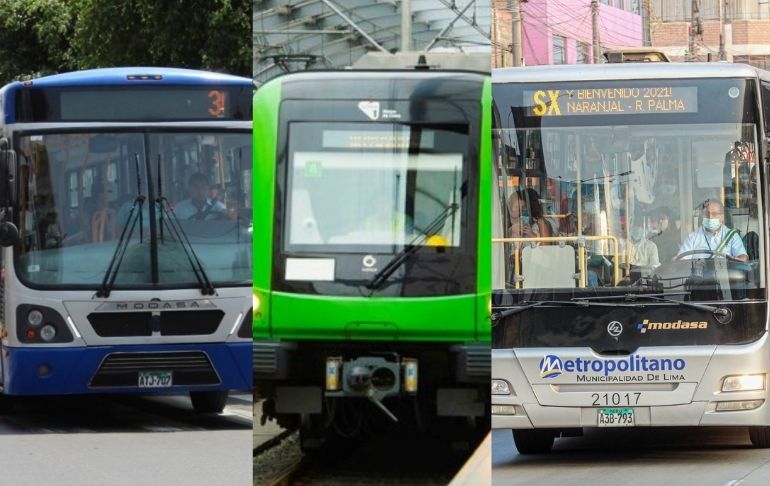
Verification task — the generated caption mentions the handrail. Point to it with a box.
[493,235,621,288]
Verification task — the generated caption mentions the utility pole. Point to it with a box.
[511,0,523,66]
[718,0,726,60]
[401,0,411,52]
[688,0,700,61]
[591,0,601,64]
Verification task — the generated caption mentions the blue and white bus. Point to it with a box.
[0,67,252,412]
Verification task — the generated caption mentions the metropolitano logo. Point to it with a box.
[539,354,564,378]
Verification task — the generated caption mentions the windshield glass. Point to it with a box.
[16,130,251,288]
[285,122,467,253]
[493,78,765,301]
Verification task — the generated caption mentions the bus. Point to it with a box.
[0,67,253,413]
[253,68,491,447]
[491,62,770,453]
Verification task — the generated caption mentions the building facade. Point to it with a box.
[493,0,644,67]
[650,0,770,68]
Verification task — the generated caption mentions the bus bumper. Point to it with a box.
[1,342,252,395]
[492,339,770,429]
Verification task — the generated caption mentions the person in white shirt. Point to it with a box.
[174,173,226,221]
[629,221,661,268]
[677,200,747,261]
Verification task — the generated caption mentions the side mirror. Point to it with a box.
[0,138,16,208]
[0,222,19,247]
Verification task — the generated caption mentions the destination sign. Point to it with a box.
[523,87,698,117]
[322,130,435,150]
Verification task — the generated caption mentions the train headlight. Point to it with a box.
[722,374,766,392]
[325,357,342,392]
[492,379,512,395]
[28,309,44,327]
[403,358,418,393]
[39,324,57,342]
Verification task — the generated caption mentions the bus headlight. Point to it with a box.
[492,379,512,395]
[39,324,57,342]
[28,309,44,327]
[722,374,766,392]
[253,293,261,313]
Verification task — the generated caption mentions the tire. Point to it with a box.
[190,391,229,414]
[512,429,555,454]
[749,426,770,448]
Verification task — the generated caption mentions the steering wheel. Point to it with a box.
[673,249,744,263]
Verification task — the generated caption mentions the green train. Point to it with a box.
[253,68,490,447]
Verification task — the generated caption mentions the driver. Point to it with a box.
[677,200,747,261]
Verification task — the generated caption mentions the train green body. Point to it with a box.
[253,69,490,444]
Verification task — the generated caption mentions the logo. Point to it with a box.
[538,354,686,379]
[358,101,380,120]
[539,355,564,378]
[607,321,623,337]
[637,319,708,333]
[362,255,377,268]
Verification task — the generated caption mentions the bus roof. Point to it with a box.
[17,67,251,88]
[493,62,770,84]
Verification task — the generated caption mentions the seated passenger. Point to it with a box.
[174,173,227,221]
[629,219,660,269]
[677,200,747,261]
[507,188,552,239]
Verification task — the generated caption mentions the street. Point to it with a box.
[493,426,770,485]
[0,393,252,485]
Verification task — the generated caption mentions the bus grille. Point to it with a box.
[89,351,220,387]
[88,310,224,337]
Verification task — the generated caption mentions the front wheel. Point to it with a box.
[512,429,555,454]
[190,391,229,414]
[749,426,770,448]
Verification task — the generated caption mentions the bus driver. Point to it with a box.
[677,199,748,261]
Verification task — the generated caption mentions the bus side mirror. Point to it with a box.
[0,222,19,247]
[0,138,17,208]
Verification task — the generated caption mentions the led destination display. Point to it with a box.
[524,86,699,116]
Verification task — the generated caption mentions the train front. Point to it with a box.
[0,68,253,411]
[491,63,770,452]
[253,70,490,444]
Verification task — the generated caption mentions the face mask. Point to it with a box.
[520,215,531,226]
[630,227,645,242]
[660,219,669,231]
[702,218,721,231]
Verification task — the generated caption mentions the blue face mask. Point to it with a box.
[520,215,531,226]
[702,218,721,231]
[630,227,645,241]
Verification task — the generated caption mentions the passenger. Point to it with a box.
[677,200,747,261]
[507,188,552,239]
[174,173,227,221]
[648,207,679,263]
[628,218,660,269]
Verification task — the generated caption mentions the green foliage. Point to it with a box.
[0,0,251,84]
[0,0,76,84]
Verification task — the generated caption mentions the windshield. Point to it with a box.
[16,130,251,288]
[493,78,765,302]
[285,122,467,253]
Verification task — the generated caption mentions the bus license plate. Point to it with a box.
[598,408,634,427]
[138,371,173,388]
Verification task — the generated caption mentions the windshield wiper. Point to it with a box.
[571,292,729,317]
[96,154,145,298]
[156,155,215,296]
[492,299,645,321]
[367,202,459,292]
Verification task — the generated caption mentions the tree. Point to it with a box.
[72,0,251,76]
[0,0,77,84]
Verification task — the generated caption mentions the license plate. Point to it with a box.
[138,371,173,388]
[597,408,634,427]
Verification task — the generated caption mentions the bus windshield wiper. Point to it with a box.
[491,299,644,322]
[367,202,459,292]
[96,154,145,298]
[156,155,215,296]
[571,292,729,316]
